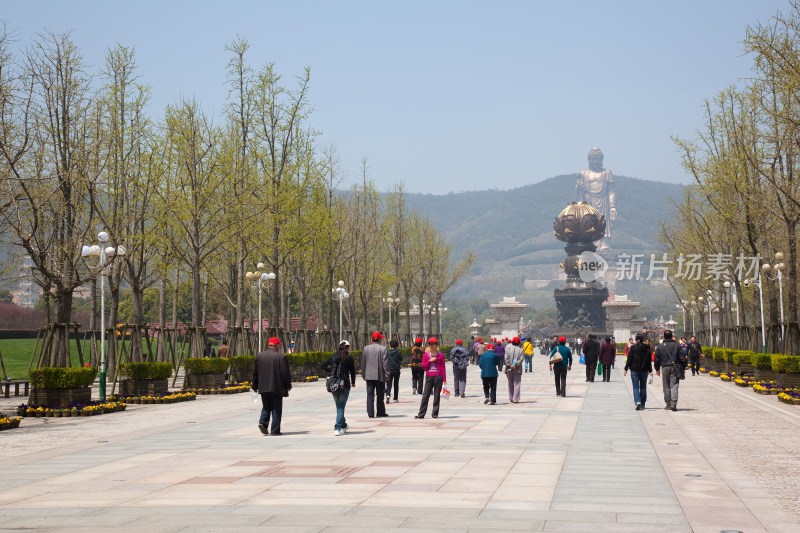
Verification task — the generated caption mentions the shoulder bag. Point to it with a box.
[325,358,346,393]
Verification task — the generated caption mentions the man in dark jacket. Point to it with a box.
[624,333,653,410]
[654,330,686,411]
[687,335,703,375]
[252,337,292,436]
[582,334,600,382]
[449,339,469,398]
[385,339,403,403]
[361,332,388,417]
[599,337,616,382]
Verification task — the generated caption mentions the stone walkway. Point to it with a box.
[1,356,799,532]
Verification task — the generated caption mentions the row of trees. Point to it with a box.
[0,31,473,369]
[662,3,800,354]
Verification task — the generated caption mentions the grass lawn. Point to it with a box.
[0,339,88,380]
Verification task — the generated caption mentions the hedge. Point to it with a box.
[228,355,255,371]
[184,357,229,375]
[722,349,736,363]
[29,367,98,389]
[771,355,800,373]
[752,353,773,370]
[732,352,753,366]
[117,362,173,380]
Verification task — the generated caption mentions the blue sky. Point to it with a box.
[2,0,791,193]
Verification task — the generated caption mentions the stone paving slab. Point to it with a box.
[1,356,799,531]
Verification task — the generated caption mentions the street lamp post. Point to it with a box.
[384,292,400,342]
[762,253,786,349]
[744,275,767,353]
[332,281,350,343]
[706,289,714,346]
[81,231,125,402]
[437,304,447,338]
[245,263,275,353]
[678,302,686,336]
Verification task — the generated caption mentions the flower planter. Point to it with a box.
[118,379,169,397]
[776,372,800,389]
[754,368,777,382]
[184,374,226,389]
[29,387,92,408]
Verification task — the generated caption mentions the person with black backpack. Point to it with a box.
[320,340,357,436]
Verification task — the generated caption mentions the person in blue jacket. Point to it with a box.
[549,336,573,397]
[479,343,503,405]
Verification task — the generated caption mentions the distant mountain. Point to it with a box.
[404,174,685,304]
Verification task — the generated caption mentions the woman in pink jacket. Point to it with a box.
[415,337,447,419]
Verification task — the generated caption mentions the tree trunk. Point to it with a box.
[157,276,166,362]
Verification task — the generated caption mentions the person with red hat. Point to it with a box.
[549,336,573,397]
[504,336,524,403]
[415,337,447,419]
[410,337,425,394]
[479,342,503,404]
[471,337,485,365]
[448,339,469,398]
[361,332,388,418]
[252,337,292,436]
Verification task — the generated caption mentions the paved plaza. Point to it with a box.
[2,356,799,532]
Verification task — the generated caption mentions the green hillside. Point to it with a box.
[404,174,685,309]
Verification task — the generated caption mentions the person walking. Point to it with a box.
[654,330,686,411]
[449,339,469,398]
[385,339,403,403]
[521,337,534,373]
[415,337,447,419]
[218,339,229,359]
[504,336,524,403]
[320,340,357,435]
[410,338,425,395]
[687,335,703,375]
[475,337,486,365]
[623,334,653,410]
[361,332,389,418]
[549,336,573,397]
[252,337,292,436]
[582,334,600,382]
[599,337,615,382]
[494,338,506,372]
[479,343,502,404]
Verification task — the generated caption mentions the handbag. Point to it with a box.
[550,353,563,364]
[597,363,603,376]
[579,354,586,365]
[675,363,686,380]
[325,360,346,393]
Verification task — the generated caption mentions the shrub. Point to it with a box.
[228,355,255,371]
[117,362,173,380]
[29,367,98,389]
[722,349,736,363]
[752,353,773,370]
[184,357,229,375]
[771,355,800,373]
[706,347,717,360]
[732,352,752,366]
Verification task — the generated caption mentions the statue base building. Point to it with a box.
[490,297,529,340]
[602,294,640,343]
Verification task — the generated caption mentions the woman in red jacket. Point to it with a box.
[415,337,447,419]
